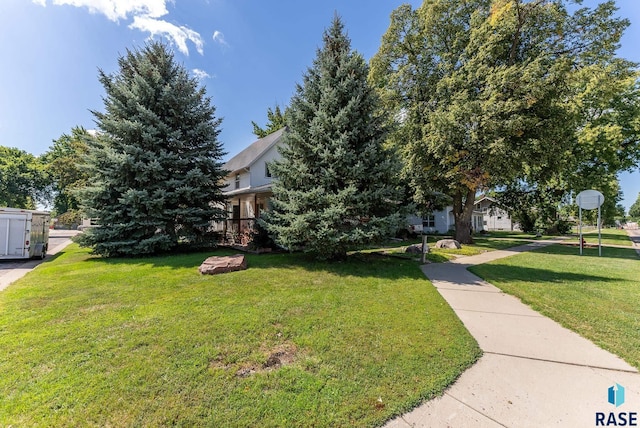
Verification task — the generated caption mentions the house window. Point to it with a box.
[497,216,502,220]
[235,174,240,189]
[265,162,272,178]
[423,215,435,228]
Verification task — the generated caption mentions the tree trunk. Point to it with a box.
[453,187,477,244]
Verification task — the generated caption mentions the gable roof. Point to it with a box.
[475,195,497,204]
[224,127,285,173]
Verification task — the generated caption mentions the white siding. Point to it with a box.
[423,208,454,234]
[250,144,280,188]
[483,208,513,230]
[474,198,516,231]
[222,170,251,192]
[413,207,484,235]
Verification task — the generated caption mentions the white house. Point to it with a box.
[474,196,519,231]
[219,127,492,241]
[407,207,484,235]
[219,128,285,239]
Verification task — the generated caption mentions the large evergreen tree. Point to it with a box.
[263,16,403,261]
[251,104,287,138]
[77,42,227,256]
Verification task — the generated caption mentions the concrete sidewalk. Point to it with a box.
[385,240,640,427]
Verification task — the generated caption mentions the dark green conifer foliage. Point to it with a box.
[263,16,403,261]
[251,104,286,138]
[77,42,227,256]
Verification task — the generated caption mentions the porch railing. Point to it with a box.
[220,217,257,246]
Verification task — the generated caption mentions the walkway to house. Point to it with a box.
[385,239,640,427]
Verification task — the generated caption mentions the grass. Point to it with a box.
[476,230,555,240]
[469,244,640,369]
[566,227,633,247]
[364,237,528,263]
[0,245,480,427]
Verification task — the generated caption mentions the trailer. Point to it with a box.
[0,207,51,260]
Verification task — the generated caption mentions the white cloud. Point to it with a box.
[212,30,228,47]
[36,0,168,21]
[33,0,204,56]
[192,69,212,81]
[130,16,203,56]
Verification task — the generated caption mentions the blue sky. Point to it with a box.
[1,0,638,210]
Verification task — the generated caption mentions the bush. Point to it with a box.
[516,212,537,233]
[553,219,573,235]
[55,210,81,229]
[251,218,278,250]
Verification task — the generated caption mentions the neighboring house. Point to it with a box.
[218,128,285,240]
[219,127,494,242]
[407,207,484,235]
[474,196,519,231]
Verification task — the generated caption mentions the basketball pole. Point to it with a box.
[598,195,602,257]
[579,205,583,256]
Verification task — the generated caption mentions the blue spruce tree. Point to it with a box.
[78,42,227,256]
[264,16,403,260]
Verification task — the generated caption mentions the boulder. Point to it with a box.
[405,244,422,254]
[405,244,429,254]
[434,239,461,249]
[199,254,247,275]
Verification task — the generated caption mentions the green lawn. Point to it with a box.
[476,230,555,240]
[366,237,528,263]
[566,227,633,247]
[0,245,480,427]
[470,244,640,369]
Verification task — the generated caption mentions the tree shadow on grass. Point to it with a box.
[569,230,634,245]
[467,263,616,286]
[83,249,232,270]
[235,251,427,281]
[465,244,639,287]
[534,244,639,261]
[83,248,427,281]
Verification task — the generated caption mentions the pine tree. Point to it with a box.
[251,104,286,138]
[77,42,227,256]
[263,16,403,261]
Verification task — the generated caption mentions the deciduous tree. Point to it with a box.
[42,127,93,214]
[0,146,48,209]
[370,0,636,243]
[630,193,640,219]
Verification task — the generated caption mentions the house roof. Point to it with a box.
[475,195,497,204]
[223,127,285,174]
[224,183,272,197]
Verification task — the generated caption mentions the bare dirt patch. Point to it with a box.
[261,342,297,369]
[210,342,299,378]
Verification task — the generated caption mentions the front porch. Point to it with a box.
[218,187,271,246]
